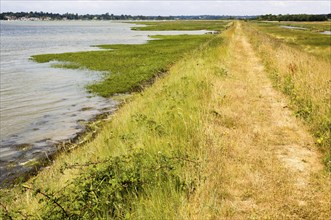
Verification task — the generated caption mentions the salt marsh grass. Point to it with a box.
[32,34,216,97]
[251,21,331,59]
[131,20,230,31]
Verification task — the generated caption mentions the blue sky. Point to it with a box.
[1,1,330,16]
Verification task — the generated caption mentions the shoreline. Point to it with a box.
[0,65,170,187]
[0,97,124,187]
[0,62,169,187]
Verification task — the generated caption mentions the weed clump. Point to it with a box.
[24,150,194,219]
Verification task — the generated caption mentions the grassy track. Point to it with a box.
[186,21,331,219]
[245,22,331,169]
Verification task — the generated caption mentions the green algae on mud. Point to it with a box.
[32,34,215,97]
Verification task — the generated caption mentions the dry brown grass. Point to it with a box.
[185,22,331,219]
[244,22,331,168]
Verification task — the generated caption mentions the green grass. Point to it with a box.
[131,20,230,31]
[32,20,230,97]
[32,35,215,97]
[251,21,331,59]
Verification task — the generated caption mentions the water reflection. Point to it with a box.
[281,25,308,30]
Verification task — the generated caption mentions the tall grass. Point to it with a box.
[244,23,331,169]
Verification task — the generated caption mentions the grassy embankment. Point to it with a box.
[185,21,331,219]
[246,22,331,169]
[0,21,231,219]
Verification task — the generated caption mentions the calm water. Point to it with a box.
[281,26,331,35]
[281,25,308,30]
[0,20,207,184]
[320,31,331,35]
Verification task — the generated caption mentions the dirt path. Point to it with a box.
[189,23,331,219]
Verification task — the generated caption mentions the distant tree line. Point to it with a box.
[0,11,252,21]
[2,12,329,21]
[256,14,330,22]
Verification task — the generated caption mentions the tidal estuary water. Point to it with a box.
[0,20,207,184]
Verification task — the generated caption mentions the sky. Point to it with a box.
[0,0,330,16]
